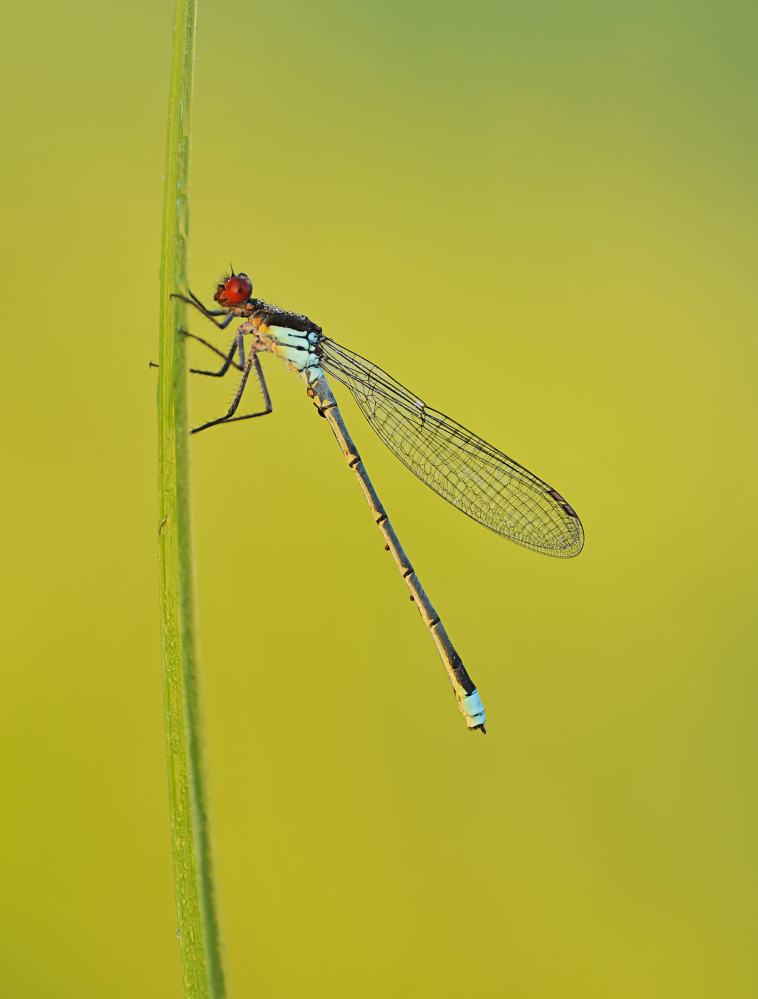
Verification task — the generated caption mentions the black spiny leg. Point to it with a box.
[171,291,236,329]
[180,329,246,376]
[191,352,273,433]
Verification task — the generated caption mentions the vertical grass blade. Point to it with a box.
[157,1,228,996]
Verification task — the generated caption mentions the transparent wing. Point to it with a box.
[319,338,584,557]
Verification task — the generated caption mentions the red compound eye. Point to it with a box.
[224,274,252,304]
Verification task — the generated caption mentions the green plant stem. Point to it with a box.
[157,1,228,996]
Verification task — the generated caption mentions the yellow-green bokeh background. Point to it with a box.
[1,0,756,995]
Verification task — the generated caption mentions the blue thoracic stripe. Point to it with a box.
[262,325,322,372]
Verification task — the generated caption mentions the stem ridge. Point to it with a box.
[157,1,229,996]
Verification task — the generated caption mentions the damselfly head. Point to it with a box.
[214,271,253,307]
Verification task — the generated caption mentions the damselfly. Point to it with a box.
[175,271,584,732]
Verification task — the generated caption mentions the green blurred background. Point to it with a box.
[1,0,755,995]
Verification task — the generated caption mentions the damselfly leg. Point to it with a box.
[187,343,272,434]
[172,290,237,328]
[179,329,246,376]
